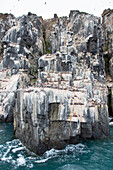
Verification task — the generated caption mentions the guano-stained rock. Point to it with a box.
[14,11,110,155]
[0,10,112,155]
[102,9,113,116]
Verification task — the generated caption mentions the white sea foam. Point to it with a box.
[12,160,16,165]
[0,137,88,167]
[27,163,34,168]
[75,143,86,148]
[1,155,12,161]
[12,147,25,153]
[43,143,88,161]
[1,146,12,161]
[109,122,113,126]
[44,148,60,158]
[17,155,26,166]
[35,158,50,163]
[0,138,27,167]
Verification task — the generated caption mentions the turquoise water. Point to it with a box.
[0,123,113,170]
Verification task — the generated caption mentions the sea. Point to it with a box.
[0,122,113,170]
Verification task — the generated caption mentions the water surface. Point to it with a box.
[0,123,113,170]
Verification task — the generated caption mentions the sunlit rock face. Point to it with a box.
[0,71,29,122]
[14,11,110,155]
[43,10,105,81]
[0,13,16,63]
[0,14,43,71]
[0,10,111,154]
[0,13,43,121]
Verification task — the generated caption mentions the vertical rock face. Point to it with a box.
[102,9,113,116]
[1,14,43,71]
[0,13,43,121]
[0,71,29,122]
[44,11,104,81]
[0,10,111,155]
[102,9,113,57]
[0,13,16,62]
[13,11,110,155]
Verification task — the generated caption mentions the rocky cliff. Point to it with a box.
[102,9,113,116]
[0,13,43,121]
[0,10,112,155]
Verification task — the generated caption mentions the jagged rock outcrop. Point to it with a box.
[0,10,112,155]
[13,11,110,155]
[102,9,113,57]
[0,13,16,62]
[0,13,43,121]
[102,9,113,80]
[0,14,43,71]
[102,9,113,116]
[44,11,104,81]
[14,52,109,154]
[0,70,29,122]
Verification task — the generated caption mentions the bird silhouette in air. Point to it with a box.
[45,2,47,5]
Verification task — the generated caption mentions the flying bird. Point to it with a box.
[44,2,47,5]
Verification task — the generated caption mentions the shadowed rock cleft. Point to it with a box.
[0,9,113,155]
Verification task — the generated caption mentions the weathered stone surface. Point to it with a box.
[0,13,16,62]
[0,70,29,122]
[0,10,112,155]
[102,9,113,57]
[0,13,44,121]
[0,14,43,71]
[102,9,113,116]
[14,84,109,155]
[14,11,110,154]
[110,57,113,80]
[102,9,113,81]
[44,11,105,82]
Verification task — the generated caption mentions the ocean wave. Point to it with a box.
[43,143,87,158]
[44,143,88,157]
[17,154,26,166]
[0,139,89,168]
[109,122,113,126]
[12,147,25,153]
[35,158,50,163]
